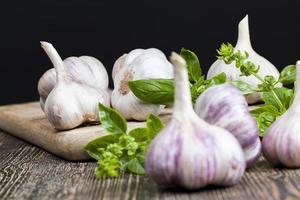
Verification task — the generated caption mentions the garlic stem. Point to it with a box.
[170,52,194,116]
[40,41,66,82]
[295,61,300,92]
[236,15,252,50]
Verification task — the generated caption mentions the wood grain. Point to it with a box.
[1,131,300,200]
[0,102,170,161]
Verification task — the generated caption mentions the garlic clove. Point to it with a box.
[262,61,300,167]
[40,42,110,130]
[195,83,261,167]
[111,48,173,120]
[146,52,245,190]
[207,15,280,103]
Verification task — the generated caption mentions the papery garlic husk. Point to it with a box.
[38,52,109,111]
[262,61,300,167]
[146,52,246,190]
[194,83,261,167]
[40,42,110,130]
[207,15,280,104]
[111,48,173,120]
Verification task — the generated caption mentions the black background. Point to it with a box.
[1,0,300,105]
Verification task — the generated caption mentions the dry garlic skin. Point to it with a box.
[262,112,300,167]
[38,55,109,110]
[207,15,280,103]
[44,82,110,130]
[145,52,245,190]
[40,41,110,130]
[146,116,246,189]
[111,48,173,120]
[195,83,261,166]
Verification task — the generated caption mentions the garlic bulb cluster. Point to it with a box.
[111,48,173,120]
[146,52,245,190]
[39,42,110,130]
[207,15,280,103]
[262,61,300,167]
[194,83,261,167]
[38,50,109,111]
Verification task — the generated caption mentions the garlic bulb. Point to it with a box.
[146,52,245,190]
[194,83,261,167]
[40,42,110,130]
[38,52,109,111]
[111,48,173,120]
[207,15,280,103]
[262,61,300,167]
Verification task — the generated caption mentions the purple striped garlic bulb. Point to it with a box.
[145,52,246,190]
[39,42,110,130]
[207,15,280,104]
[194,83,261,167]
[262,61,300,167]
[38,47,109,111]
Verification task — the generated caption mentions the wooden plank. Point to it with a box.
[0,102,170,161]
[1,130,300,199]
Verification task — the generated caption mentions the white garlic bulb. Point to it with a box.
[146,52,245,190]
[38,52,108,111]
[262,61,300,167]
[111,48,173,120]
[207,15,280,103]
[195,83,261,167]
[40,42,110,130]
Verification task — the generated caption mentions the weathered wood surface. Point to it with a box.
[0,102,169,161]
[1,131,300,200]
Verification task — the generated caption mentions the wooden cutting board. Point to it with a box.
[0,102,170,161]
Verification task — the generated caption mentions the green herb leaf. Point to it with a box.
[230,80,256,95]
[208,72,227,85]
[99,103,127,134]
[128,128,149,142]
[85,134,122,160]
[191,73,227,102]
[250,105,279,137]
[146,114,164,139]
[128,79,174,105]
[127,158,145,175]
[279,65,296,85]
[262,87,294,112]
[180,48,202,83]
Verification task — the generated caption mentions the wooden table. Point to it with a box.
[1,130,300,200]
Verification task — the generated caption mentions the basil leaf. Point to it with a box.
[128,79,174,105]
[127,158,145,175]
[99,103,127,134]
[257,112,277,137]
[180,48,202,83]
[128,128,148,142]
[231,80,256,95]
[250,105,279,137]
[85,134,122,160]
[208,72,227,85]
[279,65,296,85]
[262,87,294,111]
[250,105,280,117]
[146,114,164,139]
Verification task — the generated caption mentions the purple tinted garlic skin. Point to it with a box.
[194,83,261,167]
[146,52,246,190]
[262,61,300,167]
[38,53,109,111]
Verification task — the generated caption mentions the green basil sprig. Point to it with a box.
[85,103,164,178]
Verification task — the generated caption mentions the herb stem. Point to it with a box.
[270,88,285,113]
